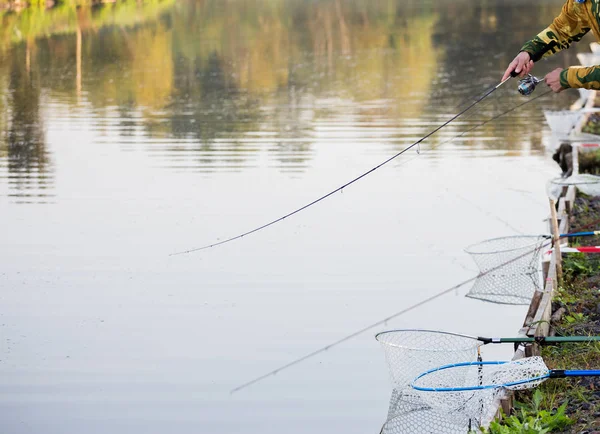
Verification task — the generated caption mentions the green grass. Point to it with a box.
[579,148,600,176]
[483,210,600,433]
[506,238,600,432]
[476,391,573,434]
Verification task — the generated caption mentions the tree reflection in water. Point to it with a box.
[0,0,578,200]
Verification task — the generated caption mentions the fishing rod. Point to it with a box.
[558,230,600,238]
[230,237,553,393]
[479,335,600,344]
[538,230,600,241]
[536,231,600,255]
[543,231,600,253]
[554,246,600,253]
[171,72,534,256]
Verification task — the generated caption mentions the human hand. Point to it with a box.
[544,68,565,93]
[502,52,534,81]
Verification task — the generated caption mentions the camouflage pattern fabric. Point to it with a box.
[520,0,600,89]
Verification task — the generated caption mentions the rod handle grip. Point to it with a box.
[550,370,600,378]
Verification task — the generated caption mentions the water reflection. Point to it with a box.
[0,0,579,201]
[0,2,583,433]
[0,42,52,203]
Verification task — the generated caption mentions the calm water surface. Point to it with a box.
[0,1,589,433]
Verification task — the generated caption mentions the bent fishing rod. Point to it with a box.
[230,236,553,393]
[172,72,543,256]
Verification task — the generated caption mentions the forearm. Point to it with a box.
[521,28,589,61]
[560,66,600,90]
[520,2,590,61]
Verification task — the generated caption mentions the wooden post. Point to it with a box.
[550,199,563,285]
[542,259,550,283]
[76,26,82,99]
[565,186,576,216]
[501,396,513,417]
[25,40,31,74]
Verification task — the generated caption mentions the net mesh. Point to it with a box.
[465,236,545,305]
[547,174,600,200]
[543,109,584,138]
[376,330,482,391]
[411,357,549,427]
[381,391,472,434]
[376,331,483,430]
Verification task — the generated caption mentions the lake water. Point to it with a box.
[0,1,590,433]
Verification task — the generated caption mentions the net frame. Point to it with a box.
[411,360,550,392]
[548,174,600,200]
[464,235,546,305]
[409,357,551,426]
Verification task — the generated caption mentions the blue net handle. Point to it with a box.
[411,360,600,392]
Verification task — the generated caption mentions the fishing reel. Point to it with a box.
[517,74,543,96]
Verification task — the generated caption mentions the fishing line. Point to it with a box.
[230,91,551,392]
[229,91,553,393]
[230,239,553,393]
[171,76,520,256]
[578,216,600,232]
[385,90,551,172]
[444,188,526,235]
[453,80,512,111]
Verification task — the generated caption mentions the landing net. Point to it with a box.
[543,109,584,139]
[464,236,545,305]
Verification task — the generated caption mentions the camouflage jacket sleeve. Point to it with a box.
[520,1,591,62]
[559,66,600,90]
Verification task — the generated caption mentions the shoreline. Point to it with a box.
[490,144,600,431]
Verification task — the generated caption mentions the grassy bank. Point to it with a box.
[521,196,600,433]
[480,194,600,433]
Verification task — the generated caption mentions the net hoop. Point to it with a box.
[464,236,546,256]
[375,329,481,352]
[375,329,482,392]
[411,360,550,392]
[550,174,600,187]
[548,175,600,200]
